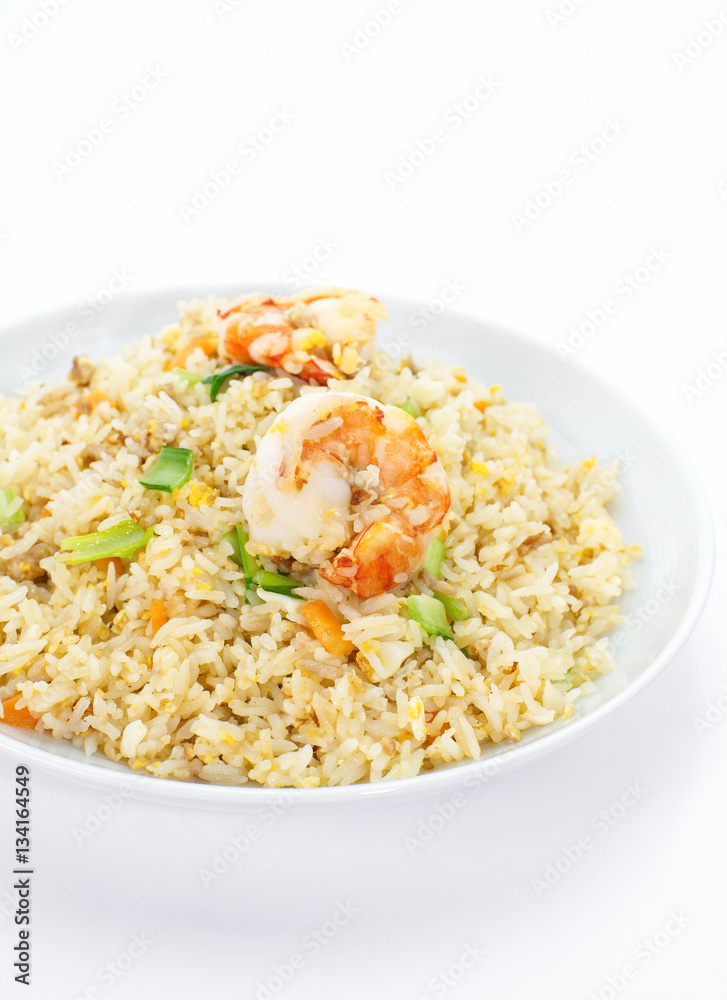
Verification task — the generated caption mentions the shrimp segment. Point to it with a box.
[218,288,387,386]
[242,393,451,599]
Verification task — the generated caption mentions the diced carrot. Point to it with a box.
[74,391,116,419]
[39,507,53,518]
[97,557,124,576]
[150,599,168,635]
[171,336,216,370]
[302,600,354,657]
[1,694,38,730]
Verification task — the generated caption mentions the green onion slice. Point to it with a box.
[223,525,245,570]
[423,537,446,578]
[398,399,422,419]
[223,524,261,601]
[406,595,453,639]
[204,365,269,403]
[432,592,470,622]
[252,569,305,597]
[139,447,194,493]
[173,368,206,385]
[238,529,261,584]
[0,488,25,529]
[222,529,303,600]
[57,520,153,565]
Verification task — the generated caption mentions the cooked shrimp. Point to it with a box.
[242,392,451,599]
[218,288,387,386]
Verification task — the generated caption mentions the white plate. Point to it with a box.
[0,287,715,807]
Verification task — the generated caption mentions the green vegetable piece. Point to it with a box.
[433,592,470,622]
[252,569,305,596]
[406,595,453,639]
[223,528,243,566]
[57,520,153,565]
[223,527,243,568]
[223,524,261,603]
[139,447,194,493]
[173,368,206,385]
[0,488,25,529]
[204,365,269,403]
[398,399,422,419]
[237,526,260,584]
[423,537,447,578]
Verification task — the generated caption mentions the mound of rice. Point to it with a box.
[0,296,638,786]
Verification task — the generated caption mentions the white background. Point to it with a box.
[0,0,726,997]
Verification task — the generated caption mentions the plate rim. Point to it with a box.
[0,286,715,806]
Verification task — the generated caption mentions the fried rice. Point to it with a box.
[0,290,638,786]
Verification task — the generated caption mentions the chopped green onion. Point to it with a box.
[398,399,422,419]
[0,488,25,529]
[204,365,269,403]
[223,525,244,569]
[57,520,153,565]
[433,592,470,622]
[223,524,261,602]
[423,537,447,578]
[139,447,194,493]
[173,368,206,385]
[560,665,588,689]
[406,595,453,639]
[252,569,304,596]
[238,529,261,584]
[236,528,257,576]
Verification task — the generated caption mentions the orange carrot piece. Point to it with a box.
[1,694,38,730]
[302,600,354,657]
[171,336,216,370]
[74,391,116,419]
[150,599,168,635]
[97,557,124,576]
[39,507,53,518]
